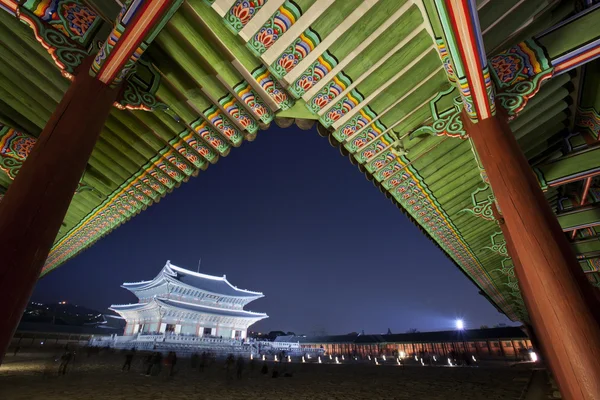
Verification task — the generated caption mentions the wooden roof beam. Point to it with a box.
[431,0,495,122]
[491,4,600,119]
[90,0,184,86]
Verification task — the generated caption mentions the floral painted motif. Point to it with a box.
[289,51,338,98]
[490,55,522,84]
[225,0,266,32]
[307,71,351,114]
[271,28,320,79]
[219,93,259,134]
[62,2,97,38]
[247,1,302,56]
[490,39,554,117]
[0,125,37,179]
[25,0,101,45]
[204,106,244,146]
[333,106,381,143]
[320,89,364,127]
[234,81,274,123]
[252,66,294,110]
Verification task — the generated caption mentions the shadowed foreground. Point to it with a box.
[0,352,533,400]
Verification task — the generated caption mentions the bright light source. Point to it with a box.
[318,356,322,364]
[288,356,291,363]
[448,358,453,366]
[472,355,476,362]
[433,356,437,361]
[368,355,371,360]
[530,352,538,362]
[341,355,345,360]
[374,358,379,365]
[250,354,253,360]
[335,356,340,364]
[262,355,265,361]
[382,355,386,361]
[399,351,405,358]
[302,356,306,363]
[414,355,418,361]
[329,354,332,360]
[397,358,401,365]
[456,319,464,330]
[274,355,278,362]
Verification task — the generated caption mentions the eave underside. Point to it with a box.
[0,0,599,322]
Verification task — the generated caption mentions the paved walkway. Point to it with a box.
[1,353,535,400]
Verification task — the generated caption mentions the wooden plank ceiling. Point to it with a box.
[0,0,599,321]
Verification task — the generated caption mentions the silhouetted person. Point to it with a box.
[58,350,73,375]
[236,355,245,379]
[225,354,235,379]
[166,351,177,377]
[146,352,162,376]
[191,353,199,369]
[122,348,135,371]
[199,352,207,372]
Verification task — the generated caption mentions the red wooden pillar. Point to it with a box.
[0,59,119,363]
[465,110,600,399]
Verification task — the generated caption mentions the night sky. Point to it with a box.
[31,125,516,335]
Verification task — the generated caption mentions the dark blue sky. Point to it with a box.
[32,125,514,335]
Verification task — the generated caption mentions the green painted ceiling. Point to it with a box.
[0,0,599,321]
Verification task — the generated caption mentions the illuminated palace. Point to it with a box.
[108,261,267,347]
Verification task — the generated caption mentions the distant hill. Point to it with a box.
[22,301,124,329]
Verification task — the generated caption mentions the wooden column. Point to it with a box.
[0,59,119,363]
[465,110,600,399]
[492,203,554,366]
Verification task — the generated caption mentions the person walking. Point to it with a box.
[199,351,207,373]
[236,355,245,380]
[225,354,235,380]
[58,350,73,375]
[122,347,135,372]
[146,352,162,376]
[167,351,177,377]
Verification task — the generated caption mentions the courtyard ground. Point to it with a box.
[0,351,537,400]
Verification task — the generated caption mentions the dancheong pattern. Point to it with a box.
[0,125,36,179]
[219,93,259,134]
[490,39,554,118]
[289,51,338,98]
[191,119,230,156]
[252,66,294,110]
[204,105,245,146]
[334,106,385,149]
[355,133,395,163]
[321,89,364,127]
[247,0,302,56]
[271,27,321,79]
[224,0,267,32]
[233,81,274,123]
[307,71,352,114]
[575,107,600,139]
[24,0,101,45]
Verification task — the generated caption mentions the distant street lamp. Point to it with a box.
[455,319,464,330]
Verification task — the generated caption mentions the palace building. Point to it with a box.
[109,261,268,343]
